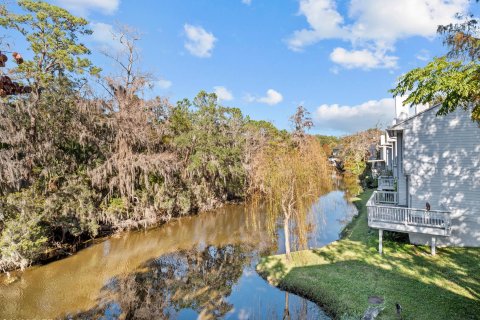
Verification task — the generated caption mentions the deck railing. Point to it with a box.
[367,191,451,233]
[375,190,398,204]
[378,176,395,190]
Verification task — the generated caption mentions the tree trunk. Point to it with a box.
[283,292,291,320]
[284,215,291,260]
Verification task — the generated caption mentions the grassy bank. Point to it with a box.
[257,189,480,319]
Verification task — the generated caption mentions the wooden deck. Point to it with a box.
[367,191,451,236]
[367,191,451,255]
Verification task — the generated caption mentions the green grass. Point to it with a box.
[257,189,480,320]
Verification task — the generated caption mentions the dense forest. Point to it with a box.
[0,1,326,272]
[0,1,378,272]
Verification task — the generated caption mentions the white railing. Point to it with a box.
[375,191,398,204]
[367,191,451,234]
[378,176,395,190]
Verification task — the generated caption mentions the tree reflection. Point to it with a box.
[66,244,251,319]
[342,172,363,199]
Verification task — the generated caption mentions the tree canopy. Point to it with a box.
[0,1,342,273]
[391,9,480,122]
[0,0,100,86]
[250,106,332,259]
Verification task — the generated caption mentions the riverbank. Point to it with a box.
[3,199,241,273]
[1,190,358,319]
[257,189,480,319]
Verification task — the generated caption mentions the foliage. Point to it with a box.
[339,128,381,177]
[391,10,480,122]
[0,2,325,271]
[0,188,48,271]
[0,0,100,87]
[172,91,247,208]
[251,106,332,258]
[315,134,340,156]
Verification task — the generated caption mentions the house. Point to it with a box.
[367,97,480,254]
[367,143,385,178]
[328,146,343,168]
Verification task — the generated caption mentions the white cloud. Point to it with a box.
[90,22,123,51]
[287,0,346,51]
[259,89,283,105]
[416,49,431,61]
[244,89,284,105]
[242,0,252,5]
[288,0,469,69]
[184,24,217,58]
[315,98,395,133]
[330,47,397,70]
[244,93,256,103]
[54,0,119,15]
[213,86,234,101]
[156,79,172,90]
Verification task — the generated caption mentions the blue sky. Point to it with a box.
[7,1,478,135]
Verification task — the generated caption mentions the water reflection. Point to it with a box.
[67,244,325,320]
[0,189,356,319]
[68,245,251,319]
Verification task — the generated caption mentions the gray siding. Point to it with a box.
[400,108,480,246]
[396,132,408,206]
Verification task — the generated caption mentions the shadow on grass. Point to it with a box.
[278,240,480,320]
[256,254,290,285]
[278,256,480,320]
[270,187,480,319]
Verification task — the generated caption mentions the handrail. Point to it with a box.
[378,176,395,182]
[378,176,395,191]
[375,190,398,204]
[367,191,450,214]
[367,191,451,233]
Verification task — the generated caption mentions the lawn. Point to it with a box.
[257,189,480,319]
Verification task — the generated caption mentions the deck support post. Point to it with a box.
[379,229,383,255]
[431,236,436,256]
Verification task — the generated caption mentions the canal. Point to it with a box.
[0,189,357,319]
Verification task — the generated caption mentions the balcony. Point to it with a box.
[378,176,395,191]
[367,191,451,255]
[374,190,398,205]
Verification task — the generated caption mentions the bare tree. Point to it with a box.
[89,26,176,228]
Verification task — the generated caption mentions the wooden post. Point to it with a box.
[431,236,436,256]
[379,229,383,255]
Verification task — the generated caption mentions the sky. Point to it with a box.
[5,0,479,135]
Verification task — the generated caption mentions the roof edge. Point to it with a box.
[389,103,442,129]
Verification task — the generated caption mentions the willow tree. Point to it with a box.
[251,107,331,259]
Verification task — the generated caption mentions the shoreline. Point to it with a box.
[2,199,244,275]
[256,190,369,319]
[256,189,480,319]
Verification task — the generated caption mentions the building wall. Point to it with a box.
[396,132,408,206]
[400,107,480,246]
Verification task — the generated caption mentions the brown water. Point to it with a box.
[0,190,357,319]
